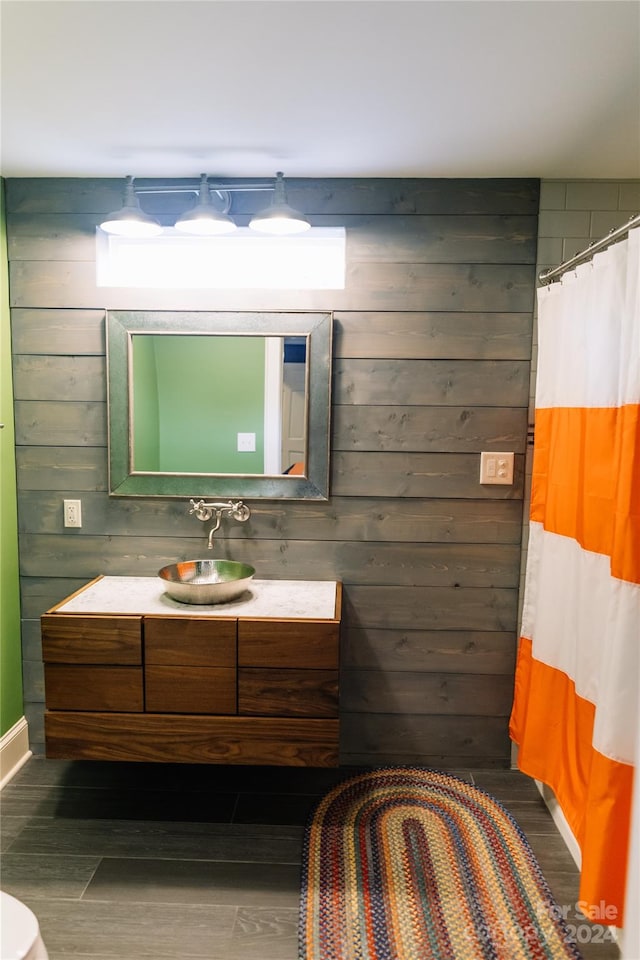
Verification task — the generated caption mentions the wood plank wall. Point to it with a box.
[5,177,539,766]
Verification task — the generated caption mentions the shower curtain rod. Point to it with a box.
[538,212,640,285]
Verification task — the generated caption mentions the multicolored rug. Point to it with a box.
[299,768,584,960]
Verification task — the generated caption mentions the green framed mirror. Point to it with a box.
[106,311,332,499]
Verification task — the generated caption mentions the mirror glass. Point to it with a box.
[107,311,332,499]
[130,334,307,475]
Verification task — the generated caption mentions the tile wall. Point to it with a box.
[518,178,640,631]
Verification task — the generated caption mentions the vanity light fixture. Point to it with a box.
[174,174,236,236]
[99,172,310,237]
[248,171,311,235]
[100,176,163,237]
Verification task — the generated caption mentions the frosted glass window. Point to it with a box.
[96,227,345,289]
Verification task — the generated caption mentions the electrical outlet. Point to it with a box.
[63,499,82,528]
[479,452,514,485]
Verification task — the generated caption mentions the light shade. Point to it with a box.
[174,175,236,236]
[100,176,163,237]
[249,172,311,235]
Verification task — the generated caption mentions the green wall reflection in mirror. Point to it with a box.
[132,335,269,475]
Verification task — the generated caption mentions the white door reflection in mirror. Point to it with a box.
[263,337,282,475]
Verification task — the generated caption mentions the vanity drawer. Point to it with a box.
[42,615,142,664]
[145,665,237,714]
[44,664,143,712]
[238,621,339,669]
[144,617,236,666]
[45,713,340,767]
[238,668,339,717]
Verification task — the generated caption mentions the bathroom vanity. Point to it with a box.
[41,576,341,767]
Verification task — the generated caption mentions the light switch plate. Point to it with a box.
[237,432,256,452]
[479,452,514,485]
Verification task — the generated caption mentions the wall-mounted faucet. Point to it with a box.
[188,499,251,550]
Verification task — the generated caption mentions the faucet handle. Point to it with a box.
[189,499,213,522]
[231,501,251,522]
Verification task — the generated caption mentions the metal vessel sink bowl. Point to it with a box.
[158,559,255,605]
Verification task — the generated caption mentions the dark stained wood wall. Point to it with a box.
[6,177,538,766]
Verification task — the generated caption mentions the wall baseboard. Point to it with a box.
[0,716,32,789]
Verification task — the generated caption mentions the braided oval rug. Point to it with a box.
[299,768,584,960]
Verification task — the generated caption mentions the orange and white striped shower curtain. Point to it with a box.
[510,227,640,925]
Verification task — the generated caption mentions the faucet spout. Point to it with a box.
[207,513,222,550]
[188,498,251,549]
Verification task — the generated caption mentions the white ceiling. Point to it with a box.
[1,0,639,180]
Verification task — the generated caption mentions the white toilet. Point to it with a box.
[0,892,49,960]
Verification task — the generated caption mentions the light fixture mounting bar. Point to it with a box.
[132,181,275,195]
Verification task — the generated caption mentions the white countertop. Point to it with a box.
[56,576,339,620]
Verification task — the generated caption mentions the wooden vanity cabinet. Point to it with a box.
[237,620,339,718]
[144,617,237,715]
[41,614,143,713]
[42,581,341,767]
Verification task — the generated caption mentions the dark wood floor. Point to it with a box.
[1,758,619,959]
